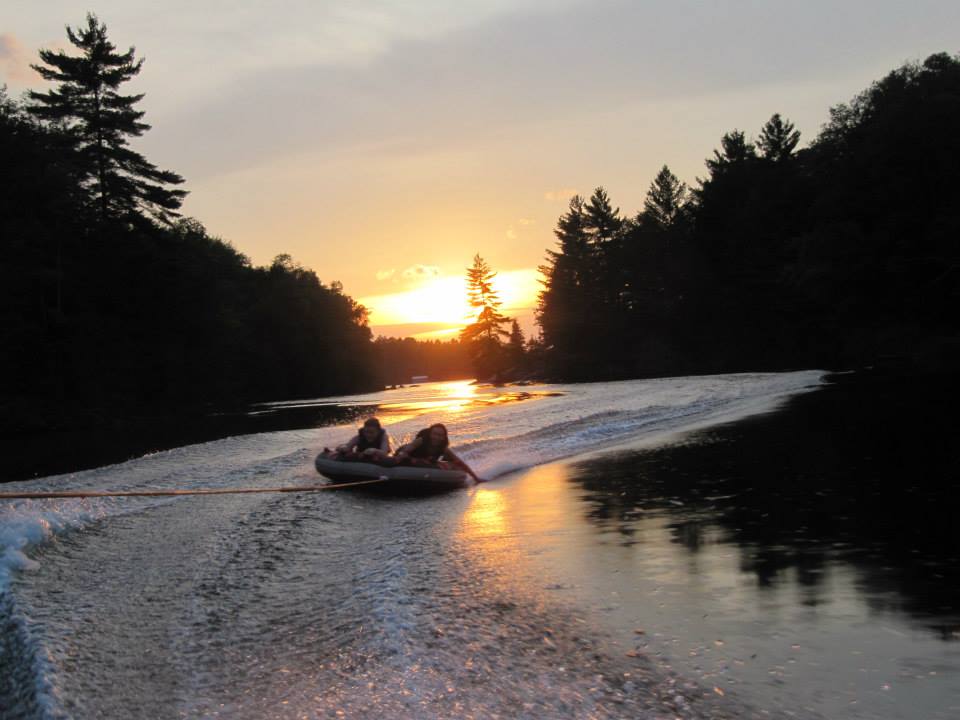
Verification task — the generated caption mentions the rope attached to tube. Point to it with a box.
[0,477,391,500]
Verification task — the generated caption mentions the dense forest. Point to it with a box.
[0,16,381,431]
[537,52,960,380]
[2,15,958,432]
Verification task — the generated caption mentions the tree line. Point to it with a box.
[372,337,472,386]
[537,53,960,380]
[1,15,381,429]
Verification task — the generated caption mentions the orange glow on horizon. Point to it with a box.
[412,327,462,340]
[359,268,539,338]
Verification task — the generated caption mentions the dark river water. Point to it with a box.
[1,372,958,718]
[502,376,960,719]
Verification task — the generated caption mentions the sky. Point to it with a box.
[4,1,959,337]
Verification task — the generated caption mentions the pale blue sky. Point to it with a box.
[3,1,958,331]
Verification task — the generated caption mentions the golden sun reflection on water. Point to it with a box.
[458,463,579,587]
[434,380,480,413]
[461,463,577,546]
[510,463,576,537]
[376,381,563,426]
[377,380,487,415]
[458,486,521,597]
[463,486,509,539]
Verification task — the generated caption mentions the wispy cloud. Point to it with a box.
[0,33,39,85]
[375,268,396,281]
[401,264,441,281]
[518,218,535,226]
[505,227,518,240]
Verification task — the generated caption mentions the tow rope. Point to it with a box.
[0,477,391,500]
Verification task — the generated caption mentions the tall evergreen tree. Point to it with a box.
[554,195,590,260]
[540,195,590,286]
[583,187,622,247]
[640,165,689,231]
[538,191,630,379]
[757,113,801,162]
[584,186,627,338]
[536,197,589,355]
[537,195,590,316]
[28,13,186,223]
[461,254,510,343]
[461,254,511,380]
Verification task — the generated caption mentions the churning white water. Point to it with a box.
[1,372,825,719]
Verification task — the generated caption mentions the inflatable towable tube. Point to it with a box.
[313,455,469,493]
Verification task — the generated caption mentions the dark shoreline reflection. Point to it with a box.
[4,403,373,482]
[565,375,960,639]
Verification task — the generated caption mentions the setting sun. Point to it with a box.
[359,268,540,339]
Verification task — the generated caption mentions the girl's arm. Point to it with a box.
[444,448,484,482]
[381,432,392,453]
[394,437,422,459]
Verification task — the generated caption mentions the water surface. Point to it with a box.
[3,372,957,718]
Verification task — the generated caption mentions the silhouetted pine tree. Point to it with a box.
[640,165,690,231]
[584,188,630,369]
[461,254,510,342]
[583,187,623,248]
[703,130,757,176]
[537,196,597,378]
[461,254,510,379]
[757,113,801,162]
[28,13,186,223]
